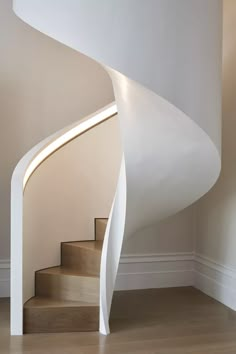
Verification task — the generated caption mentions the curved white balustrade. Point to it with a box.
[11,103,117,335]
[99,156,126,334]
[12,0,222,335]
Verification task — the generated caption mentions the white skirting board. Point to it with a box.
[2,253,236,313]
[194,253,236,311]
[116,252,195,290]
[115,252,236,313]
[0,260,10,297]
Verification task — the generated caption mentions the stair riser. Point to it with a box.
[61,244,101,275]
[24,306,99,333]
[35,273,99,303]
[95,219,107,241]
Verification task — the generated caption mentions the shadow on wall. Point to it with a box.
[122,205,196,255]
[0,0,114,260]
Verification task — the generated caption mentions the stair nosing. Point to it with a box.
[62,241,103,252]
[24,296,99,309]
[36,266,100,278]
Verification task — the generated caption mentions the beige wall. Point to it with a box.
[0,0,114,259]
[23,116,122,301]
[196,0,236,267]
[123,205,196,254]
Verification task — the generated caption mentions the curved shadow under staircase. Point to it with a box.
[11,0,222,335]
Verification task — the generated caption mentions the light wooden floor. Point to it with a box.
[2,287,236,354]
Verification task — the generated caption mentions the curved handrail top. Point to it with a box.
[11,102,117,191]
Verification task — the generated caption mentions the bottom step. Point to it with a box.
[24,297,99,333]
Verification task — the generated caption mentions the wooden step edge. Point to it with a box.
[24,296,99,309]
[62,240,103,252]
[35,266,100,278]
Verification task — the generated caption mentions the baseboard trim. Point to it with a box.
[0,259,10,297]
[116,252,194,290]
[194,253,236,311]
[120,252,195,263]
[117,252,236,313]
[3,253,236,311]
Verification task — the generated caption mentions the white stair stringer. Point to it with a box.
[12,0,222,335]
[99,156,126,334]
[108,68,221,239]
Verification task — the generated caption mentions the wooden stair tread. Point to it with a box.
[96,219,108,224]
[63,240,103,252]
[25,296,99,308]
[61,241,102,276]
[37,266,99,278]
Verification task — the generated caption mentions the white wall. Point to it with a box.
[196,0,236,268]
[194,0,236,309]
[0,0,114,261]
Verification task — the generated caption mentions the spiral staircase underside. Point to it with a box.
[11,0,222,335]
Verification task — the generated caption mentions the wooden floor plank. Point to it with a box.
[3,287,236,353]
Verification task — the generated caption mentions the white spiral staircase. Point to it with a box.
[11,0,222,335]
